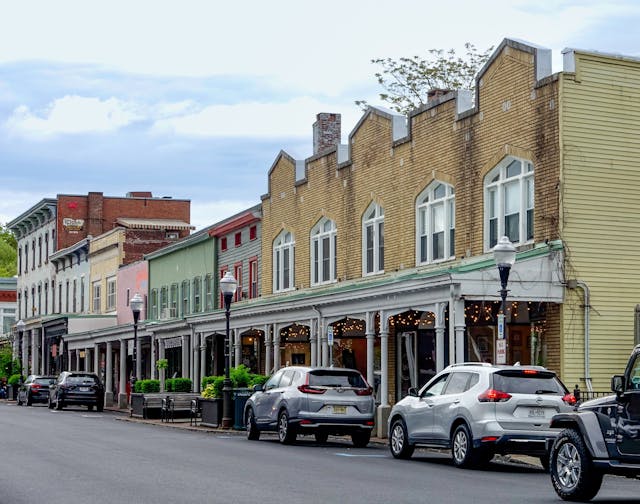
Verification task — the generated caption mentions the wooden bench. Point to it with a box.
[161,393,201,423]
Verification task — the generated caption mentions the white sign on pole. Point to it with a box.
[497,314,505,340]
[496,339,507,365]
[327,326,334,345]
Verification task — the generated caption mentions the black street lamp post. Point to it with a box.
[219,272,238,429]
[493,236,516,362]
[16,319,25,376]
[129,293,144,399]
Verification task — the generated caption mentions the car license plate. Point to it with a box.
[80,387,90,392]
[332,405,346,414]
[528,408,545,417]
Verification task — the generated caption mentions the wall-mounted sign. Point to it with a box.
[63,218,84,233]
[496,339,506,364]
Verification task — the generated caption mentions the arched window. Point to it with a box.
[311,218,337,285]
[416,182,455,264]
[362,203,384,275]
[273,230,295,292]
[484,157,534,249]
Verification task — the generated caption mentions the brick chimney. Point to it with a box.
[427,88,451,103]
[87,192,104,237]
[313,113,341,155]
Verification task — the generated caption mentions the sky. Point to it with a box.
[1,0,640,231]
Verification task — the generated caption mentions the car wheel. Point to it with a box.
[390,418,415,459]
[277,410,296,445]
[451,423,480,468]
[246,408,260,441]
[351,430,371,448]
[550,428,603,501]
[314,432,329,444]
[88,405,94,411]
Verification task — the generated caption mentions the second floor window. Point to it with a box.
[150,289,158,319]
[205,274,213,311]
[181,280,190,316]
[193,276,202,313]
[170,284,178,317]
[106,277,116,311]
[311,217,337,285]
[234,263,243,302]
[92,281,101,313]
[484,157,534,249]
[417,182,455,264]
[273,230,294,292]
[249,258,258,299]
[160,286,168,316]
[363,203,384,275]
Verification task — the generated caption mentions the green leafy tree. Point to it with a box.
[356,43,493,116]
[0,223,17,277]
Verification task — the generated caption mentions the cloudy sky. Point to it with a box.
[1,0,639,230]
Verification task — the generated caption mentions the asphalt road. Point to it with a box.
[0,401,638,504]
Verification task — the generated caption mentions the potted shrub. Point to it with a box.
[200,376,224,427]
[8,373,22,401]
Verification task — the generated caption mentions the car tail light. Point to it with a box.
[31,384,41,392]
[355,387,373,396]
[478,389,512,402]
[562,393,577,405]
[523,369,538,375]
[481,436,499,442]
[298,385,326,394]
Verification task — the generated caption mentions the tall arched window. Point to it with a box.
[273,230,295,292]
[484,157,534,249]
[311,217,337,286]
[416,182,455,264]
[362,203,384,275]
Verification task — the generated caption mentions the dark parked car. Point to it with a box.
[244,366,375,447]
[548,344,640,501]
[48,372,105,411]
[17,375,56,406]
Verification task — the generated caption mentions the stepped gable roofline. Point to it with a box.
[7,198,57,237]
[115,218,195,231]
[262,150,300,200]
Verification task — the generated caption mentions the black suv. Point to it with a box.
[48,372,105,412]
[548,344,640,501]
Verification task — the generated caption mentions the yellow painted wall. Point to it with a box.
[89,228,125,314]
[559,51,640,390]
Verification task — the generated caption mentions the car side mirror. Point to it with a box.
[408,387,418,397]
[611,375,625,395]
[253,384,264,392]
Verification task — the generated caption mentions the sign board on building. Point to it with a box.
[496,339,507,365]
[327,326,334,345]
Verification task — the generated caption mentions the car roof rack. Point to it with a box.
[446,362,494,368]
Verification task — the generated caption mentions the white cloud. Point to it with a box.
[151,96,362,139]
[190,199,259,231]
[4,95,142,136]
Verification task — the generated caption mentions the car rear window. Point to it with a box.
[308,370,366,388]
[35,378,54,385]
[492,370,566,395]
[67,375,98,385]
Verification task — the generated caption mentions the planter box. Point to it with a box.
[200,398,223,427]
[130,393,165,419]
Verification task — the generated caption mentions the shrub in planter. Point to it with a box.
[134,379,160,393]
[201,375,218,391]
[166,377,192,392]
[230,365,251,388]
[249,373,269,388]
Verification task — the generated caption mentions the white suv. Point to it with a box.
[388,363,576,468]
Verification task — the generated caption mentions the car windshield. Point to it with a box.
[493,370,566,395]
[308,370,366,388]
[68,375,98,385]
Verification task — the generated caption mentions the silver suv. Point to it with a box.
[388,363,576,468]
[244,366,375,447]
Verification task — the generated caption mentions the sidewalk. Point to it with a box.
[108,405,542,469]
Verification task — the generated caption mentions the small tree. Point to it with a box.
[156,359,168,392]
[356,43,493,116]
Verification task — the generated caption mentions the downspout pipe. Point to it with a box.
[567,279,592,392]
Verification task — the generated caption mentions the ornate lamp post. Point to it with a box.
[219,271,238,429]
[493,236,516,363]
[129,293,144,398]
